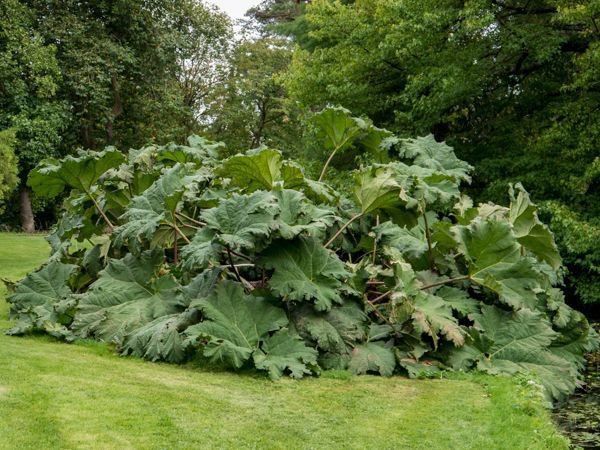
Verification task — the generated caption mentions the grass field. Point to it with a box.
[0,233,569,449]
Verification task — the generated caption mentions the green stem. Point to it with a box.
[170,222,191,244]
[83,188,114,232]
[420,275,470,291]
[372,214,379,264]
[318,135,354,182]
[421,207,435,271]
[176,211,205,226]
[324,213,363,248]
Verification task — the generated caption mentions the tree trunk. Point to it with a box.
[19,186,35,233]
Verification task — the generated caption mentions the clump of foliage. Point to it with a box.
[540,202,600,305]
[5,108,597,402]
[0,129,19,214]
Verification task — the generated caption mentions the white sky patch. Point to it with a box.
[207,0,262,20]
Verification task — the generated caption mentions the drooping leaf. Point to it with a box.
[253,329,319,379]
[185,281,288,369]
[262,236,349,311]
[449,305,579,401]
[180,229,221,270]
[6,261,77,339]
[436,286,479,317]
[410,293,465,348]
[201,190,279,251]
[120,311,197,363]
[73,251,180,342]
[292,302,368,353]
[452,218,541,309]
[348,342,396,376]
[28,148,125,198]
[509,183,561,270]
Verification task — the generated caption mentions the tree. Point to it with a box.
[1,0,233,230]
[0,129,19,215]
[282,0,600,305]
[0,0,67,231]
[203,37,302,153]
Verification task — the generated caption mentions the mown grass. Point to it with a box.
[0,232,569,449]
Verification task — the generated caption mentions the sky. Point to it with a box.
[207,0,262,20]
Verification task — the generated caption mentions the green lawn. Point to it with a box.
[0,233,568,449]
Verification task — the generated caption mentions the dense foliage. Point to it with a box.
[0,0,231,230]
[0,129,18,215]
[5,108,596,402]
[279,0,600,305]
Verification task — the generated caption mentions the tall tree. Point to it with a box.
[203,37,302,153]
[283,0,600,305]
[0,0,67,231]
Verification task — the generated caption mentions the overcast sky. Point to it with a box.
[207,0,262,20]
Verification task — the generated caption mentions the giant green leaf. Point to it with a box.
[253,329,318,379]
[185,281,288,368]
[348,342,396,376]
[28,148,125,198]
[353,166,403,214]
[180,228,221,270]
[113,165,199,248]
[387,162,462,208]
[119,269,222,363]
[73,251,180,342]
[411,293,465,347]
[451,218,541,309]
[374,221,428,259]
[388,260,464,347]
[217,149,283,191]
[509,183,561,270]
[292,302,367,353]
[450,305,580,401]
[201,190,279,251]
[120,311,196,363]
[5,261,77,339]
[313,106,364,153]
[274,189,337,240]
[399,135,472,182]
[262,236,349,311]
[158,135,223,165]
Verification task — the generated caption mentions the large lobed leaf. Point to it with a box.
[452,218,542,309]
[5,261,77,339]
[73,251,180,342]
[28,148,125,197]
[200,190,279,251]
[262,236,349,311]
[509,183,561,271]
[450,305,581,401]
